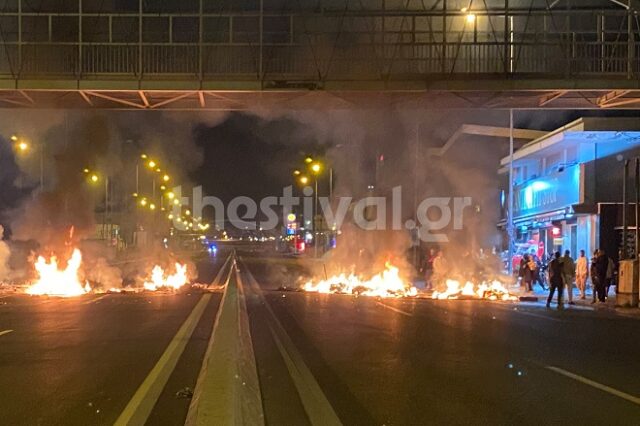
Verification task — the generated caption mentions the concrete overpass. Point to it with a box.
[0,0,640,110]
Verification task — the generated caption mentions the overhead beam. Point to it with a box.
[84,91,146,109]
[600,96,640,108]
[597,90,632,106]
[539,90,568,106]
[78,91,93,106]
[0,97,31,107]
[149,92,195,109]
[18,90,34,104]
[139,91,150,107]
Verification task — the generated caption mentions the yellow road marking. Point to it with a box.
[114,294,212,426]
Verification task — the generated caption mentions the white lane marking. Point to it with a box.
[82,294,111,305]
[0,329,14,337]
[241,259,342,426]
[375,301,414,317]
[114,293,212,426]
[546,366,640,406]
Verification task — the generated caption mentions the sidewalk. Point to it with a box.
[519,284,640,317]
[412,278,640,317]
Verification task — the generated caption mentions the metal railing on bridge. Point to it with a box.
[0,1,637,88]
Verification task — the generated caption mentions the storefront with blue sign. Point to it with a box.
[508,164,591,259]
[499,117,640,262]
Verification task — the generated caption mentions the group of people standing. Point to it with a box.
[519,249,617,307]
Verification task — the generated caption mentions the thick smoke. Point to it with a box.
[1,105,530,287]
[259,108,512,278]
[0,110,226,285]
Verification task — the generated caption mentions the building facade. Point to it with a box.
[499,117,640,261]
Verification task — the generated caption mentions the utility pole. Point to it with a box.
[507,109,515,274]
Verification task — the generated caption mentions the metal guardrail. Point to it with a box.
[0,5,638,83]
[0,41,636,79]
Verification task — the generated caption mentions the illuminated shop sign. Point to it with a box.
[513,165,580,219]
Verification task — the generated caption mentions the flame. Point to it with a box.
[432,279,518,301]
[25,249,90,297]
[143,263,188,291]
[302,262,417,298]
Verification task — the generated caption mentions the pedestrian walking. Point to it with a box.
[547,251,564,308]
[561,250,576,304]
[575,250,588,299]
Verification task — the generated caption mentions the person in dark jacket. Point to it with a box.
[590,250,599,303]
[547,251,564,308]
[594,249,609,303]
[421,248,436,291]
[561,250,576,304]
[532,254,547,290]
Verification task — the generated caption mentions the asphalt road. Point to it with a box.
[0,252,228,426]
[241,256,640,426]
[2,251,640,425]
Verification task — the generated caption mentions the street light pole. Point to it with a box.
[314,177,318,258]
[104,176,110,241]
[507,109,515,275]
[413,122,420,270]
[39,145,44,191]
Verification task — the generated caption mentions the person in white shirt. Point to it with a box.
[575,249,589,299]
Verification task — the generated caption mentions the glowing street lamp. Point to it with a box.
[293,170,301,176]
[16,141,29,152]
[147,160,156,169]
[461,7,475,23]
[163,174,170,182]
[90,174,99,183]
[304,156,313,164]
[299,176,309,185]
[311,162,322,174]
[140,198,148,207]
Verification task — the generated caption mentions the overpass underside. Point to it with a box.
[1,0,640,110]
